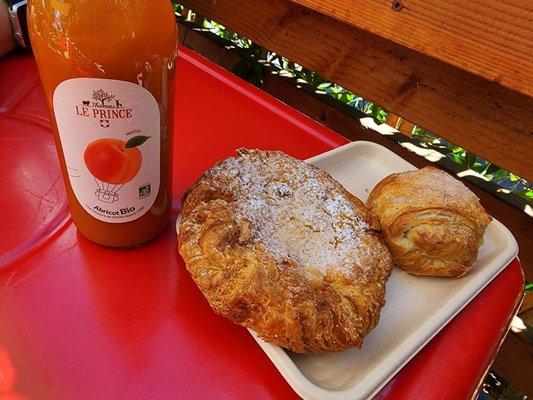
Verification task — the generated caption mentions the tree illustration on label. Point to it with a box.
[83,135,150,203]
[92,89,115,106]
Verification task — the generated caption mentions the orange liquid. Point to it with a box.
[28,0,177,247]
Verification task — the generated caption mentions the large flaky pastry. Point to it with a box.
[178,149,393,353]
[367,166,491,278]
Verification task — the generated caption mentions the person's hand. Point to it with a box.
[0,0,16,57]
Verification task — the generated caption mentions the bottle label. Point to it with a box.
[53,78,160,223]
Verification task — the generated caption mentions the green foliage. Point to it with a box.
[172,3,183,14]
[366,103,388,124]
[202,20,253,48]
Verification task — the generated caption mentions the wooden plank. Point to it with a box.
[179,0,533,181]
[290,0,533,97]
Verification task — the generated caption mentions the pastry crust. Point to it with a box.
[178,149,393,353]
[367,166,492,277]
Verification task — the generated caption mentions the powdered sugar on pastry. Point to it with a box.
[405,167,480,205]
[207,149,375,276]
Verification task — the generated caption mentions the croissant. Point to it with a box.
[367,167,491,277]
[178,149,393,352]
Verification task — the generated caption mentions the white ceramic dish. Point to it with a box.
[177,141,518,400]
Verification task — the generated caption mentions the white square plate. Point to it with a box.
[249,141,518,400]
[177,141,518,400]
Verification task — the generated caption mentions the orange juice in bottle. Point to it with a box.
[28,0,177,247]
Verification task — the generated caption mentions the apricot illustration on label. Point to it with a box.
[83,135,149,203]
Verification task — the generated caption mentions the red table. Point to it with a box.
[0,47,524,400]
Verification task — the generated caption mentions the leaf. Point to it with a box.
[472,162,486,173]
[252,61,264,86]
[517,189,533,199]
[465,151,476,168]
[509,173,520,182]
[451,154,464,164]
[378,109,388,123]
[484,163,500,176]
[494,169,508,181]
[231,59,249,78]
[452,147,465,155]
[411,126,426,136]
[125,135,150,148]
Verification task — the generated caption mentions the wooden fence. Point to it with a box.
[180,0,533,181]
